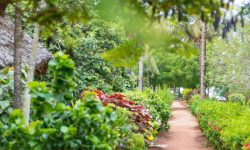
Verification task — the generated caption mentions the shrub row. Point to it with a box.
[190,96,250,150]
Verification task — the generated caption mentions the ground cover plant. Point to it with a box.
[190,96,250,150]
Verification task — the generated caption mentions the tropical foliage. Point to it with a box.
[1,0,250,149]
[125,87,174,130]
[0,52,174,149]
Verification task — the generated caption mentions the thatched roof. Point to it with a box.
[0,17,52,74]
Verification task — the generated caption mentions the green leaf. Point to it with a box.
[110,112,117,121]
[60,125,69,133]
[28,121,42,135]
[89,135,100,144]
[0,100,10,110]
[39,128,57,134]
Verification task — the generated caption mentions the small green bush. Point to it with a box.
[182,88,192,101]
[228,93,247,105]
[124,133,145,150]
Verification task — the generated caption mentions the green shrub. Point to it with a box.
[124,133,145,150]
[0,67,27,124]
[124,86,174,130]
[182,88,192,101]
[49,52,77,103]
[45,20,136,96]
[228,93,247,105]
[0,93,135,150]
[0,52,145,150]
[0,67,14,101]
[93,90,156,143]
[190,94,201,103]
[190,96,250,150]
[189,94,201,115]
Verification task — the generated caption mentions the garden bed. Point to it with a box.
[190,96,250,150]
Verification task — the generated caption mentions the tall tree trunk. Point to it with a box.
[138,56,144,91]
[200,21,207,99]
[23,23,40,125]
[13,3,23,109]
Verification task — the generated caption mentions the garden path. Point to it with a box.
[149,100,213,150]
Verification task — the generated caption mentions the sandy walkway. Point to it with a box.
[149,101,212,150]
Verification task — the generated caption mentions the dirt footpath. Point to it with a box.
[149,101,213,150]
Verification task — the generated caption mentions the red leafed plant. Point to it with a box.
[243,143,250,150]
[208,122,222,132]
[82,90,153,133]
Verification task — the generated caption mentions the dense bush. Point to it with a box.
[124,86,174,130]
[228,93,247,105]
[0,92,140,150]
[0,67,14,124]
[44,20,136,96]
[0,67,27,124]
[0,52,145,150]
[0,67,14,101]
[93,90,156,143]
[182,88,192,101]
[182,88,200,102]
[0,52,174,149]
[190,97,250,150]
[80,87,174,144]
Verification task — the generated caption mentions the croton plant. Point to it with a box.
[81,90,157,142]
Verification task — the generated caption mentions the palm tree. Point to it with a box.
[23,0,46,126]
[180,19,216,99]
[23,22,40,125]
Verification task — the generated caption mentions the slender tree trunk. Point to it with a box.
[13,3,23,109]
[23,0,46,126]
[138,56,144,91]
[200,20,207,99]
[23,23,40,125]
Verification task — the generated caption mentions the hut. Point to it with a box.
[0,16,52,74]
